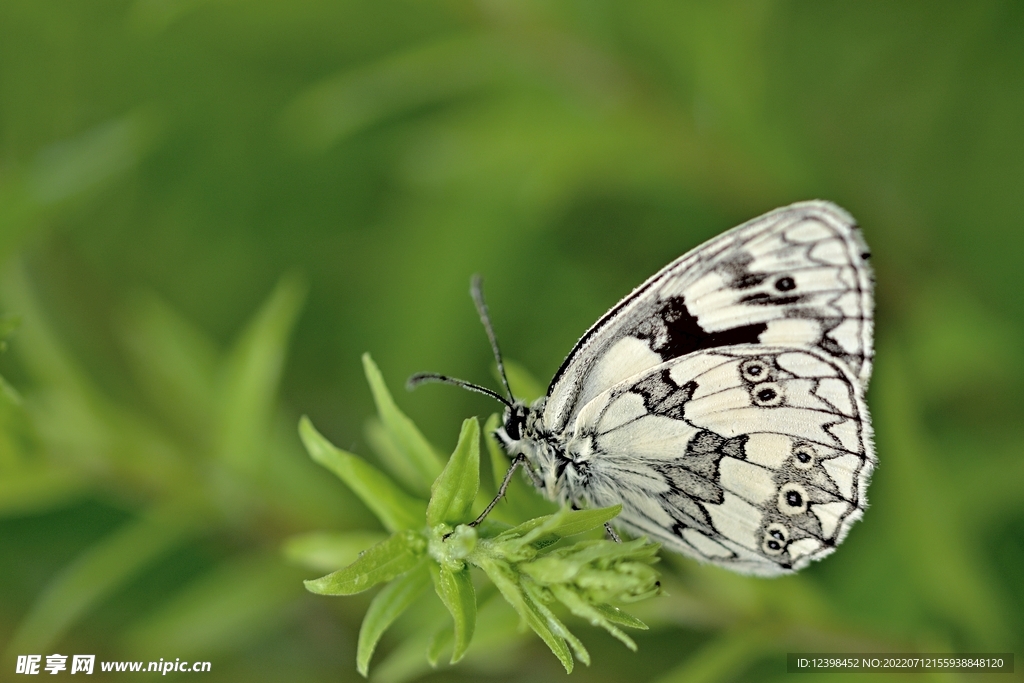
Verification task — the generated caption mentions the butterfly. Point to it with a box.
[411,200,875,576]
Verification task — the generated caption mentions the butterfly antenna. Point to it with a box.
[471,274,515,403]
[407,372,513,410]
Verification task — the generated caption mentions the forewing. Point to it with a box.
[576,345,874,576]
[543,201,873,434]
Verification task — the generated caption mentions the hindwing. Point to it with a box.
[570,345,874,576]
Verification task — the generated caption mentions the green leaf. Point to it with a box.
[397,585,514,679]
[550,585,637,651]
[528,539,661,604]
[543,505,622,538]
[544,537,660,566]
[499,505,621,544]
[429,564,477,664]
[363,353,444,486]
[425,625,451,668]
[365,418,430,496]
[117,291,219,441]
[589,602,649,631]
[216,275,306,475]
[475,557,573,673]
[426,417,480,526]
[304,531,426,596]
[522,581,590,666]
[282,531,389,573]
[299,417,425,532]
[357,562,431,677]
[461,589,524,666]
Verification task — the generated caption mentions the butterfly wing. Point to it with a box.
[543,201,873,434]
[570,345,873,576]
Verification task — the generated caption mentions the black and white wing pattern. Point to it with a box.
[565,346,873,576]
[501,200,875,576]
[542,201,872,435]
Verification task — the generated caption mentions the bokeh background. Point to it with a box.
[1,2,1022,681]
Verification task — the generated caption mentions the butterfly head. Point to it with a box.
[501,402,529,441]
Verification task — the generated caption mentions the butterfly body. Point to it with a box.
[495,201,875,576]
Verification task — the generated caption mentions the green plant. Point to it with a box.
[290,354,661,676]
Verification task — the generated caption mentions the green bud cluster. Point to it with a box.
[291,354,661,675]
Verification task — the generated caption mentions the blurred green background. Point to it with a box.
[1,1,1022,681]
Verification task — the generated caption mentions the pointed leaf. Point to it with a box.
[475,557,573,673]
[499,505,621,544]
[590,602,649,631]
[429,564,476,663]
[117,291,219,440]
[425,625,452,668]
[357,562,431,677]
[543,505,622,538]
[299,417,425,532]
[363,353,444,486]
[522,581,589,666]
[550,586,637,651]
[282,531,389,573]
[217,276,306,474]
[427,418,480,526]
[365,418,430,496]
[545,537,660,566]
[304,531,425,596]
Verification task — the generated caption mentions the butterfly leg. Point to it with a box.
[467,453,529,528]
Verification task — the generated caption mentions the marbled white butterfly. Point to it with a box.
[411,201,875,576]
